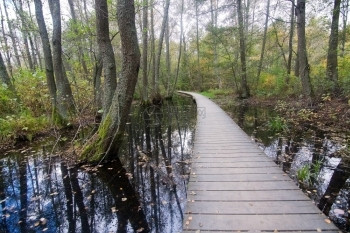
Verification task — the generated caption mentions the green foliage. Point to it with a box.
[297,160,322,186]
[268,116,288,132]
[297,164,311,184]
[14,69,51,116]
[200,89,232,99]
[0,110,49,142]
[0,84,18,117]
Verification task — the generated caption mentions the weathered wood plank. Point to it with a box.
[191,161,279,168]
[188,190,310,201]
[190,167,285,174]
[183,214,338,232]
[189,174,289,182]
[185,200,321,214]
[188,180,299,191]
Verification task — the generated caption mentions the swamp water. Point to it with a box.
[223,103,350,232]
[0,97,196,233]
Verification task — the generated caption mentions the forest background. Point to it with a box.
[0,0,349,154]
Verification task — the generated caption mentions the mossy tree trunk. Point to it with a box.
[81,0,140,163]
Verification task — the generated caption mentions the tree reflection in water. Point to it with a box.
[0,97,196,233]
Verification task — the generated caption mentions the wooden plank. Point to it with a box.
[188,190,310,201]
[183,214,338,232]
[192,157,273,162]
[191,161,279,168]
[187,180,299,191]
[185,201,322,214]
[190,167,285,174]
[189,174,289,182]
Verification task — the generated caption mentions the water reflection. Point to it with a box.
[0,97,196,233]
[224,103,350,231]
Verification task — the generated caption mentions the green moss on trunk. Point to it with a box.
[80,114,112,163]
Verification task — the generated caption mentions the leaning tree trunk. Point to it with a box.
[237,0,250,98]
[287,0,295,79]
[34,0,57,112]
[48,0,76,120]
[0,4,13,77]
[3,0,21,68]
[296,0,313,99]
[154,0,170,97]
[0,52,13,90]
[95,0,117,118]
[142,0,149,102]
[67,0,89,79]
[326,0,341,93]
[81,0,141,163]
[341,0,349,57]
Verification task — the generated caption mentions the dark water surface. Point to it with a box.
[0,96,196,233]
[222,103,350,232]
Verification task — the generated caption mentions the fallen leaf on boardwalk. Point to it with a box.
[190,191,196,195]
[188,216,192,221]
[324,219,331,224]
[199,222,203,227]
[316,228,322,232]
[274,230,278,232]
[195,230,200,233]
[333,209,345,215]
[185,221,190,225]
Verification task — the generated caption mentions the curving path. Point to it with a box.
[179,92,340,233]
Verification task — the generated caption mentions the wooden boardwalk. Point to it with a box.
[180,92,340,233]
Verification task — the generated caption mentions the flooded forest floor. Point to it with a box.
[211,93,350,231]
[0,96,197,233]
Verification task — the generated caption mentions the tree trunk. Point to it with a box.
[95,0,117,117]
[67,0,89,79]
[0,4,13,77]
[3,0,21,68]
[326,0,341,92]
[341,0,349,57]
[150,0,156,97]
[165,15,171,96]
[195,1,202,90]
[34,0,57,112]
[142,0,149,102]
[81,0,141,163]
[296,0,313,99]
[12,0,34,70]
[211,0,221,88]
[154,0,170,96]
[256,0,270,85]
[48,0,76,119]
[237,0,250,98]
[287,0,295,80]
[0,52,13,89]
[173,0,184,94]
